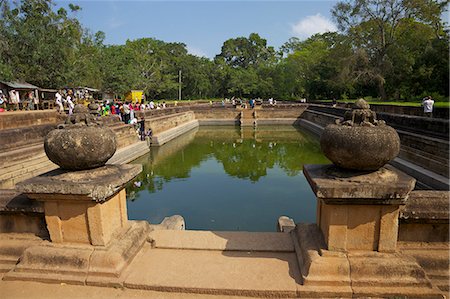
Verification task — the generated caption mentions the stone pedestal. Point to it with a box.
[4,164,150,287]
[304,164,415,253]
[298,164,442,296]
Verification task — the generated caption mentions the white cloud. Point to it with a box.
[291,14,337,39]
[187,45,209,58]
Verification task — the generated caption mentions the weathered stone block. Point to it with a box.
[304,164,415,252]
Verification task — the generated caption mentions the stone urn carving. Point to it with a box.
[44,104,117,170]
[320,99,400,171]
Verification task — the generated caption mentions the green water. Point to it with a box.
[126,126,329,232]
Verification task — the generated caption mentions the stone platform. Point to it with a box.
[1,227,447,298]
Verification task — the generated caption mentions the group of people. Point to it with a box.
[0,89,40,111]
[216,97,277,109]
[94,100,169,124]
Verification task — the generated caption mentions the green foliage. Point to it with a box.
[0,0,447,102]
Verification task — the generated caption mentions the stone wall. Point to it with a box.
[307,104,449,140]
[0,112,140,189]
[312,101,449,119]
[300,108,449,188]
[145,111,195,135]
[370,104,449,119]
[398,191,449,242]
[191,107,241,121]
[0,110,59,130]
[256,106,307,119]
[0,190,48,237]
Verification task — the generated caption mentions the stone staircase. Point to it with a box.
[126,230,301,297]
[399,242,450,294]
[240,109,256,127]
[119,229,446,298]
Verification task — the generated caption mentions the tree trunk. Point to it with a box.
[378,79,387,101]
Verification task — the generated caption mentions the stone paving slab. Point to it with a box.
[124,244,301,297]
[0,280,262,299]
[149,230,295,252]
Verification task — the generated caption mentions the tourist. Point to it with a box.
[27,91,34,110]
[129,102,135,120]
[249,98,255,109]
[149,100,155,109]
[162,101,166,108]
[119,103,124,121]
[66,90,75,115]
[33,91,40,110]
[268,97,274,106]
[55,90,64,113]
[138,117,146,141]
[422,96,434,117]
[0,90,6,110]
[332,98,337,107]
[9,89,19,111]
[123,102,131,124]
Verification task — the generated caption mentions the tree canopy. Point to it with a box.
[0,0,448,101]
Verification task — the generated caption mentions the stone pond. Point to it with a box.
[126,125,329,231]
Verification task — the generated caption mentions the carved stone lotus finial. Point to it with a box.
[320,99,400,171]
[44,104,117,170]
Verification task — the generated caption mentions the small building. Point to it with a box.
[0,81,40,102]
[38,88,58,109]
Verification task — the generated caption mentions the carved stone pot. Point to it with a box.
[44,104,117,170]
[320,125,400,171]
[320,99,400,171]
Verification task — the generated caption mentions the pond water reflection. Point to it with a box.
[126,126,329,232]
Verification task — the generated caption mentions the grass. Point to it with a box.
[336,99,450,108]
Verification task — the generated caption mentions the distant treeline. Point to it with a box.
[0,0,448,101]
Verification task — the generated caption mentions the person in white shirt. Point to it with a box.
[66,90,75,115]
[55,90,63,113]
[422,96,434,117]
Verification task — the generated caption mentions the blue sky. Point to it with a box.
[56,0,339,58]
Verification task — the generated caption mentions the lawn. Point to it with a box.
[336,99,450,108]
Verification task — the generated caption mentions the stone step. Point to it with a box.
[0,154,53,181]
[0,160,58,189]
[390,157,449,190]
[0,143,44,166]
[107,141,150,165]
[399,147,449,178]
[124,244,301,297]
[0,152,49,176]
[148,230,295,252]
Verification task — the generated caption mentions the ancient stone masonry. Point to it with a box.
[44,104,117,170]
[3,107,149,286]
[320,99,400,171]
[297,100,444,297]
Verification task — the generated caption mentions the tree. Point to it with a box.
[332,0,448,99]
[216,33,276,69]
[0,0,85,88]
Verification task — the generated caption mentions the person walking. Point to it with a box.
[55,90,64,113]
[66,90,75,115]
[422,96,434,117]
